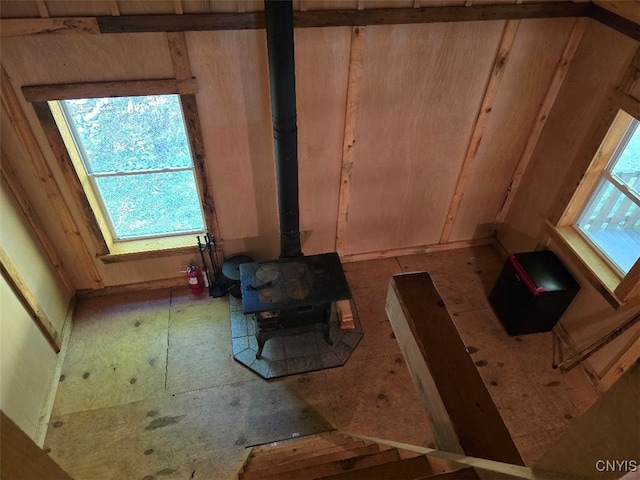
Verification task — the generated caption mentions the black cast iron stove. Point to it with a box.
[240,253,351,358]
[237,0,352,359]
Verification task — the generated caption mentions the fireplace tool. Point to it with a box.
[197,233,227,297]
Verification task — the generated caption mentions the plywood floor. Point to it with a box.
[44,245,599,479]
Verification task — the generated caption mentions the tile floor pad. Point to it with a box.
[230,297,364,378]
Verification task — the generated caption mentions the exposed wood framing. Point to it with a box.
[36,297,74,446]
[545,222,624,308]
[23,78,198,102]
[547,91,639,230]
[385,272,524,465]
[0,153,74,294]
[0,246,62,352]
[181,94,222,244]
[174,0,184,15]
[341,237,495,264]
[76,276,186,298]
[166,20,220,246]
[611,87,640,119]
[614,260,640,300]
[166,32,192,80]
[335,26,365,256]
[237,0,245,14]
[618,46,640,96]
[440,19,520,244]
[97,3,592,32]
[589,2,640,42]
[595,1,640,26]
[599,330,640,390]
[100,245,199,264]
[556,110,632,228]
[108,0,120,17]
[0,67,103,289]
[357,0,365,11]
[31,101,109,257]
[1,3,636,40]
[0,17,100,36]
[493,18,587,232]
[35,0,50,18]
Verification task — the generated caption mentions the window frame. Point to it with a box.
[547,90,640,308]
[574,114,639,276]
[24,79,220,263]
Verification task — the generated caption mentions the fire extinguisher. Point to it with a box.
[186,264,203,295]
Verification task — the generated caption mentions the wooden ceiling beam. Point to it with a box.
[590,3,640,43]
[0,3,636,40]
[96,3,591,33]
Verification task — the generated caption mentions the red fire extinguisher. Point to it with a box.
[186,264,203,295]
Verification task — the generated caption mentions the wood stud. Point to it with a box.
[492,17,587,233]
[1,67,103,290]
[165,30,222,246]
[174,0,184,15]
[0,153,74,295]
[440,19,520,244]
[35,0,49,18]
[108,0,120,17]
[335,26,365,256]
[0,246,62,352]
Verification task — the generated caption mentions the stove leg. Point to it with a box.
[256,333,266,359]
[322,305,333,346]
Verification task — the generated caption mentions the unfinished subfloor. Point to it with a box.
[44,245,599,479]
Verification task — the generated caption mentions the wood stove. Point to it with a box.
[237,0,352,359]
[240,253,351,358]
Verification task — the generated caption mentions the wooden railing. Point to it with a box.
[585,171,640,230]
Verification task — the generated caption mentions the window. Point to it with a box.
[575,114,640,275]
[548,100,640,308]
[52,95,205,243]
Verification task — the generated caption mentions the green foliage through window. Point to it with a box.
[61,95,205,240]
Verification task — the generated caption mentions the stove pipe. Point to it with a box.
[264,0,302,258]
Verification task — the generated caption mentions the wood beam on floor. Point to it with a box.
[386,272,524,466]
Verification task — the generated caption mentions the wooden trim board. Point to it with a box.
[385,272,524,465]
[1,67,103,289]
[23,78,198,102]
[0,246,61,352]
[341,237,495,264]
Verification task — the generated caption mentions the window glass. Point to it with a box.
[576,118,640,275]
[60,95,205,240]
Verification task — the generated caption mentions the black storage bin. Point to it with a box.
[489,250,580,336]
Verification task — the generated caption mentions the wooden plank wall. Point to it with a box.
[0,3,609,291]
[496,20,639,386]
